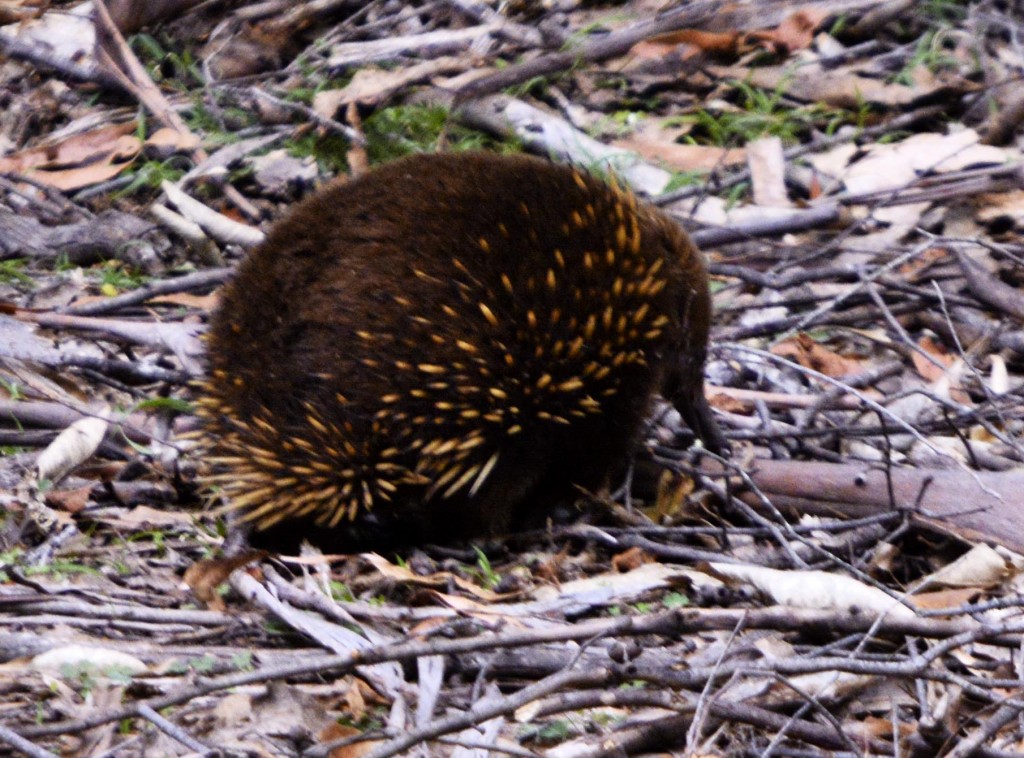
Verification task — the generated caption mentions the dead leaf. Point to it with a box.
[747,9,828,53]
[648,468,696,521]
[915,543,1009,590]
[708,562,916,618]
[771,333,866,378]
[148,292,220,310]
[319,722,377,758]
[145,126,202,153]
[184,551,268,609]
[632,29,739,60]
[912,335,954,383]
[612,546,653,572]
[0,121,142,191]
[908,588,982,612]
[363,553,510,601]
[314,56,464,114]
[614,121,745,172]
[44,485,93,515]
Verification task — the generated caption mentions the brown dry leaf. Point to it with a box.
[341,678,370,721]
[0,0,45,24]
[345,102,370,177]
[908,588,981,612]
[836,130,1007,195]
[632,29,740,60]
[44,485,93,515]
[320,722,376,758]
[0,121,142,191]
[912,336,970,404]
[746,9,828,54]
[314,56,464,114]
[144,125,201,152]
[0,121,137,170]
[184,551,267,609]
[976,189,1024,227]
[149,292,220,310]
[614,121,745,172]
[107,504,198,528]
[362,553,507,601]
[771,333,866,378]
[912,335,954,383]
[430,592,529,619]
[706,388,750,413]
[212,692,253,728]
[897,246,947,280]
[611,546,653,572]
[916,543,1009,590]
[648,468,696,521]
[709,63,974,110]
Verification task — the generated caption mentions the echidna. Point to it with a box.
[195,152,724,552]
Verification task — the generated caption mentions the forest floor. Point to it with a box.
[3,0,1024,756]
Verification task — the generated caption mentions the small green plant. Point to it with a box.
[92,261,148,295]
[663,170,706,193]
[286,74,354,106]
[0,376,24,400]
[23,560,100,581]
[183,98,254,144]
[131,397,194,415]
[54,253,76,272]
[663,591,689,609]
[331,581,356,602]
[363,105,498,163]
[522,719,578,744]
[126,529,168,558]
[166,654,219,675]
[130,32,203,89]
[588,110,645,140]
[288,130,350,175]
[0,259,33,288]
[471,546,501,589]
[891,30,962,85]
[60,661,136,696]
[676,78,862,146]
[922,0,967,23]
[116,159,187,196]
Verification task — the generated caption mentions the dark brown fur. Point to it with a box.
[196,152,723,552]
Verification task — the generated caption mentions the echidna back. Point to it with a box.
[197,152,716,552]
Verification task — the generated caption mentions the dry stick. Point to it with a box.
[62,267,232,316]
[689,202,840,247]
[955,246,1024,321]
[0,32,122,89]
[686,616,744,754]
[947,700,1024,758]
[0,724,58,758]
[21,606,1015,741]
[928,278,1024,457]
[92,0,192,136]
[135,704,212,754]
[93,0,261,219]
[359,668,614,758]
[788,241,937,336]
[655,103,949,206]
[452,2,719,103]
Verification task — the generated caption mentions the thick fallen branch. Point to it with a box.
[745,459,1024,551]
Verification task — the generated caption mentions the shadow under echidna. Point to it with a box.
[194,151,725,553]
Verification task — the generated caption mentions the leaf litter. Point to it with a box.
[2,1,1024,755]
